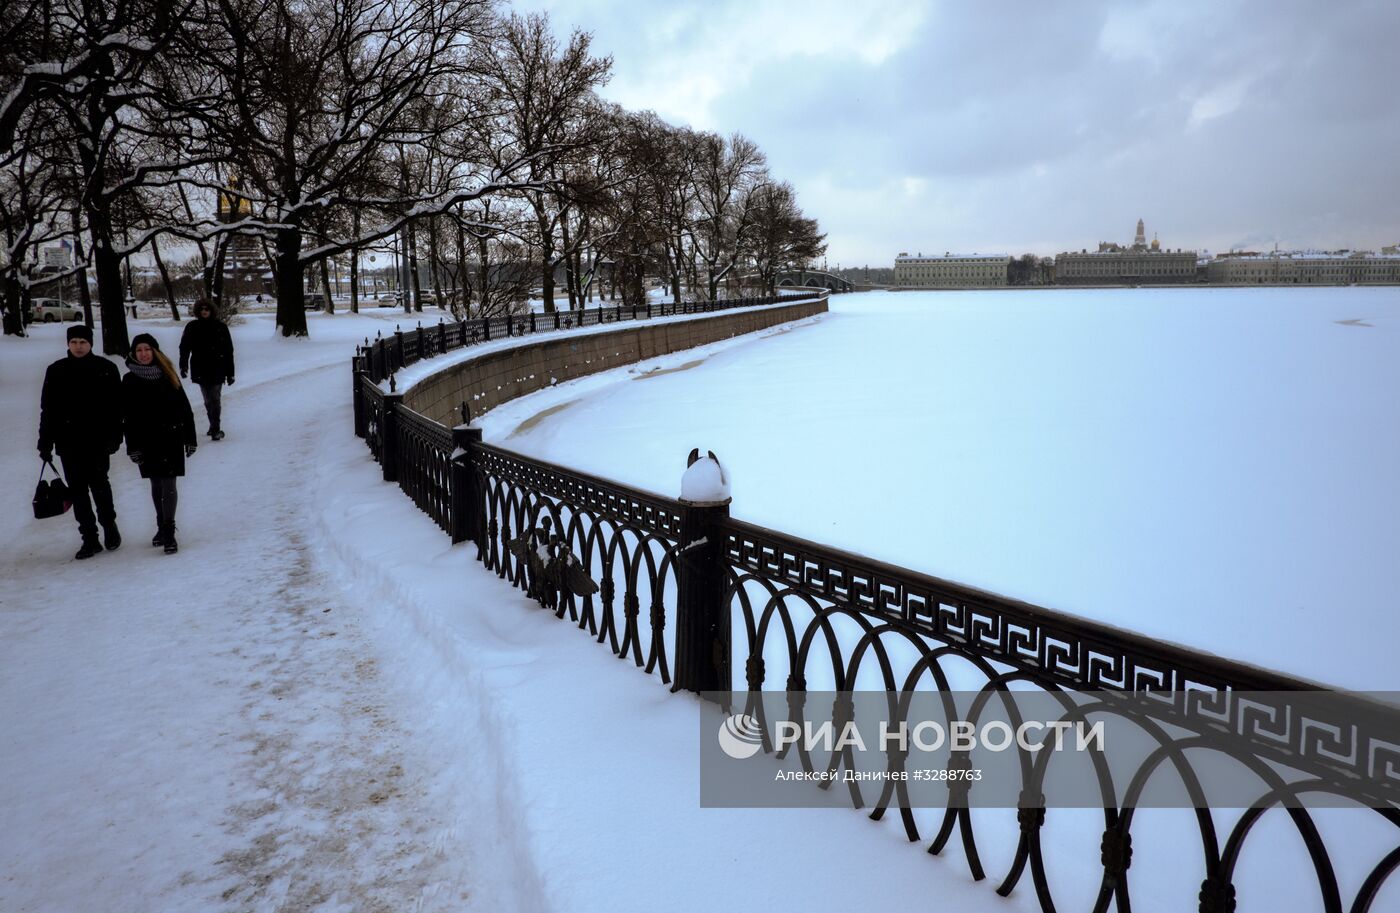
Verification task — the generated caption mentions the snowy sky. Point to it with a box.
[515,0,1400,266]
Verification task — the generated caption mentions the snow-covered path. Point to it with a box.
[1,318,489,911]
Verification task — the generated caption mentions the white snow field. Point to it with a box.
[2,291,1398,913]
[480,287,1400,693]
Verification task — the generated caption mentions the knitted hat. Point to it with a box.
[66,324,93,343]
[131,332,161,351]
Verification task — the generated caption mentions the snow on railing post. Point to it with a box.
[450,401,484,549]
[674,449,733,702]
[379,391,405,483]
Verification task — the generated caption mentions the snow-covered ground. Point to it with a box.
[3,295,1398,913]
[479,287,1400,692]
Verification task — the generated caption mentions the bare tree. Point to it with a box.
[477,12,610,313]
[694,132,766,300]
[743,182,826,294]
[2,0,202,352]
[203,0,512,335]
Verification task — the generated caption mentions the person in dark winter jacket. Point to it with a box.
[37,324,124,559]
[178,298,235,440]
[123,333,197,554]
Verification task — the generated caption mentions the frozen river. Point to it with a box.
[478,287,1400,691]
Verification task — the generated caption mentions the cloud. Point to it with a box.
[515,0,1400,263]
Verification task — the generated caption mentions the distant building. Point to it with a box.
[216,173,266,290]
[1207,250,1400,285]
[1055,219,1197,285]
[894,252,1010,288]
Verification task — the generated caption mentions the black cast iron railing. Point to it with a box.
[349,299,1400,913]
[357,293,807,386]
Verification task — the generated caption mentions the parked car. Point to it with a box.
[303,292,326,310]
[28,298,83,323]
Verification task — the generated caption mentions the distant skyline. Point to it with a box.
[517,0,1400,267]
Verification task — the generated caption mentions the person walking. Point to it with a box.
[122,333,197,554]
[37,324,124,559]
[178,298,235,440]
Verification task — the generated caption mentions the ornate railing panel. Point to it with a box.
[395,406,454,534]
[473,443,683,681]
[360,374,386,461]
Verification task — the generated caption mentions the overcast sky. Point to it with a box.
[516,0,1400,267]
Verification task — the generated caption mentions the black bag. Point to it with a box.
[33,460,72,519]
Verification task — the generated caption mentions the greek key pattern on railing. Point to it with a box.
[719,517,1400,802]
[475,443,683,540]
[395,407,454,534]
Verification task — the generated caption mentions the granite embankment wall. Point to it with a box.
[404,297,827,425]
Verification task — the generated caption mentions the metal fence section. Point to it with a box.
[348,296,1400,913]
[358,295,802,385]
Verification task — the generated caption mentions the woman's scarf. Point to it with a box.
[126,360,164,381]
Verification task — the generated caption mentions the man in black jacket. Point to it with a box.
[178,299,235,440]
[37,324,123,559]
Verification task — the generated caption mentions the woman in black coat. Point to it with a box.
[123,333,197,553]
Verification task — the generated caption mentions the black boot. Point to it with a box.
[151,528,167,547]
[103,523,121,551]
[163,524,178,554]
[210,428,225,441]
[75,538,103,560]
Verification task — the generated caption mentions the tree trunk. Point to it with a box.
[0,272,22,336]
[274,225,308,336]
[538,211,555,313]
[456,222,470,317]
[71,207,94,327]
[320,258,333,314]
[560,217,577,310]
[349,212,360,314]
[477,235,490,318]
[210,235,228,310]
[428,218,445,310]
[407,219,423,313]
[85,197,130,355]
[151,237,180,321]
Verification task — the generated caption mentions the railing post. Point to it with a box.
[530,311,537,333]
[482,316,491,341]
[437,319,447,352]
[351,354,367,438]
[380,392,404,483]
[450,409,484,547]
[554,310,561,330]
[674,451,732,699]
